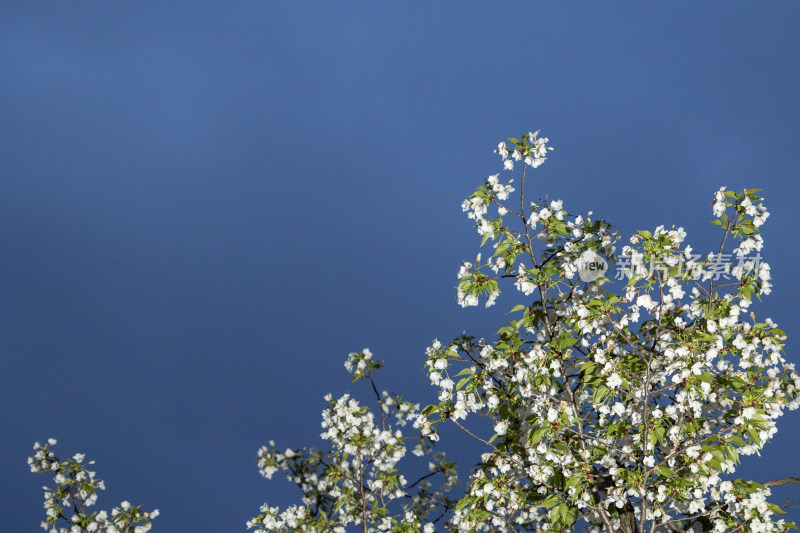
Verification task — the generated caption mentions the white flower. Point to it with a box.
[670,284,685,300]
[533,137,548,157]
[485,291,500,308]
[494,420,509,435]
[636,294,655,310]
[496,183,515,201]
[497,142,509,159]
[457,291,479,307]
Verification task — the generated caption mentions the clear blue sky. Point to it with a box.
[3,2,800,531]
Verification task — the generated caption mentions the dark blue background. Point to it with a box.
[3,2,800,531]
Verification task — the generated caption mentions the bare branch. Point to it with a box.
[763,476,800,487]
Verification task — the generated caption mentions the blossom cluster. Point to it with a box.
[423,134,798,531]
[496,130,550,171]
[248,350,458,532]
[28,439,158,533]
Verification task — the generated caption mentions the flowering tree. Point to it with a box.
[246,348,459,532]
[32,131,800,532]
[28,439,158,533]
[423,132,800,532]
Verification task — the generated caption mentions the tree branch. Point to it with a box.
[763,476,800,487]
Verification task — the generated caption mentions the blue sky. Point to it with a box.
[3,2,800,531]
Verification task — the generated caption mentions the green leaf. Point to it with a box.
[494,243,509,257]
[729,435,746,446]
[527,427,547,447]
[421,405,439,416]
[768,502,786,515]
[557,502,567,520]
[593,386,608,404]
[539,493,560,509]
[746,428,761,445]
[455,496,474,511]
